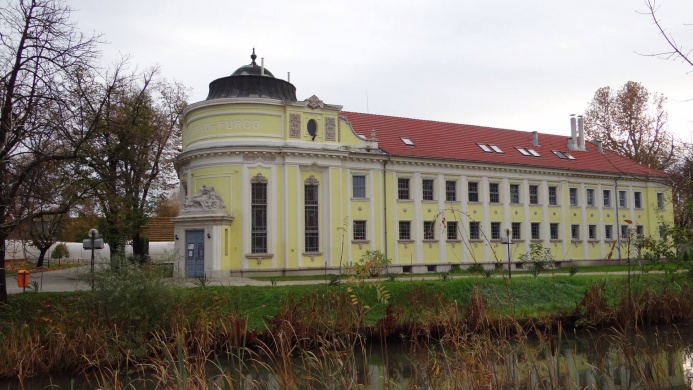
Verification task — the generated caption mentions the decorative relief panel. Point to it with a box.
[289,113,301,138]
[304,175,320,185]
[325,117,336,141]
[250,173,268,183]
[305,95,324,109]
[243,153,276,162]
[182,185,226,212]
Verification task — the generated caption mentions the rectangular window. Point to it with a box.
[445,180,457,201]
[586,189,594,206]
[510,184,520,204]
[531,222,540,240]
[603,190,611,207]
[636,225,644,237]
[447,221,458,240]
[353,220,367,241]
[634,191,642,208]
[398,178,410,200]
[468,182,479,202]
[569,188,578,206]
[548,186,557,206]
[657,192,664,209]
[352,175,366,198]
[621,225,629,239]
[491,222,501,240]
[469,221,480,240]
[399,221,411,240]
[550,223,559,240]
[251,182,268,253]
[604,225,612,240]
[422,179,434,201]
[304,184,319,252]
[571,224,580,240]
[529,185,538,204]
[423,221,435,240]
[489,183,500,203]
[588,225,596,240]
[512,222,521,240]
[619,190,626,208]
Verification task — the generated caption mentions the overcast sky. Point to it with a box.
[69,0,693,141]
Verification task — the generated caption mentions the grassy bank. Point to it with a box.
[0,267,691,383]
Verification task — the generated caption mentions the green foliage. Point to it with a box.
[569,266,579,277]
[438,271,452,281]
[519,242,555,277]
[50,243,70,260]
[449,264,462,273]
[641,223,693,280]
[467,264,485,275]
[82,257,183,330]
[385,272,398,282]
[348,250,391,279]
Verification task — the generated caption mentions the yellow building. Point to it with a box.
[173,50,672,277]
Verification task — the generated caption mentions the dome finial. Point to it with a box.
[250,48,257,65]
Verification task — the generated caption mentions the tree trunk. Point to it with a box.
[0,230,8,303]
[36,247,50,268]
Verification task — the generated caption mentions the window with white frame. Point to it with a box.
[550,223,559,240]
[251,177,268,253]
[548,186,557,205]
[605,225,613,240]
[423,221,435,240]
[531,222,540,240]
[398,178,410,200]
[512,222,521,240]
[304,180,320,252]
[399,221,411,240]
[634,191,642,208]
[657,192,664,209]
[422,179,434,201]
[586,189,594,206]
[569,188,578,206]
[489,183,500,203]
[619,191,626,208]
[491,222,501,240]
[571,224,580,240]
[603,190,611,207]
[468,182,479,202]
[469,221,480,240]
[510,184,520,204]
[352,175,366,198]
[445,180,457,201]
[353,220,367,241]
[588,225,596,240]
[529,185,538,205]
[447,221,458,240]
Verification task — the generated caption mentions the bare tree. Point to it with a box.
[85,68,188,258]
[0,0,105,302]
[642,0,693,68]
[583,81,677,172]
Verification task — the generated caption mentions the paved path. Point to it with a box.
[3,265,668,295]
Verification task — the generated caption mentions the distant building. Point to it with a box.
[173,50,673,277]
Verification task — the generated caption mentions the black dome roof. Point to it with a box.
[206,49,296,101]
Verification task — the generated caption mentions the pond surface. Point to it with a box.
[3,326,692,389]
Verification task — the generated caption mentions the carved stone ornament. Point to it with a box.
[305,95,324,109]
[304,175,320,185]
[250,173,268,183]
[325,117,336,141]
[243,153,276,162]
[183,185,226,212]
[289,113,301,138]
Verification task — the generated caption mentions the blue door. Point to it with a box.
[185,230,205,278]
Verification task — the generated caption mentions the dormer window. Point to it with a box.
[401,137,414,146]
[478,143,492,152]
[489,144,503,153]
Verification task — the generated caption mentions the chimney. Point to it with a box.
[577,115,585,150]
[532,131,539,146]
[288,71,291,83]
[569,115,577,150]
[596,140,604,154]
[261,58,265,76]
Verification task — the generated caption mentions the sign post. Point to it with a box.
[83,229,104,290]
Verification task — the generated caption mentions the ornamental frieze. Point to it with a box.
[243,153,277,162]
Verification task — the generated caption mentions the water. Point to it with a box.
[3,326,692,389]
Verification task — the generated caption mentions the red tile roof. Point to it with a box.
[340,111,667,178]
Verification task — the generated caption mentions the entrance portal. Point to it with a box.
[185,230,205,278]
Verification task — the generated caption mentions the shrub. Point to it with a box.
[467,263,485,274]
[349,250,391,279]
[519,242,555,277]
[50,243,70,260]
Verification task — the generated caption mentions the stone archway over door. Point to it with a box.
[185,230,205,277]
